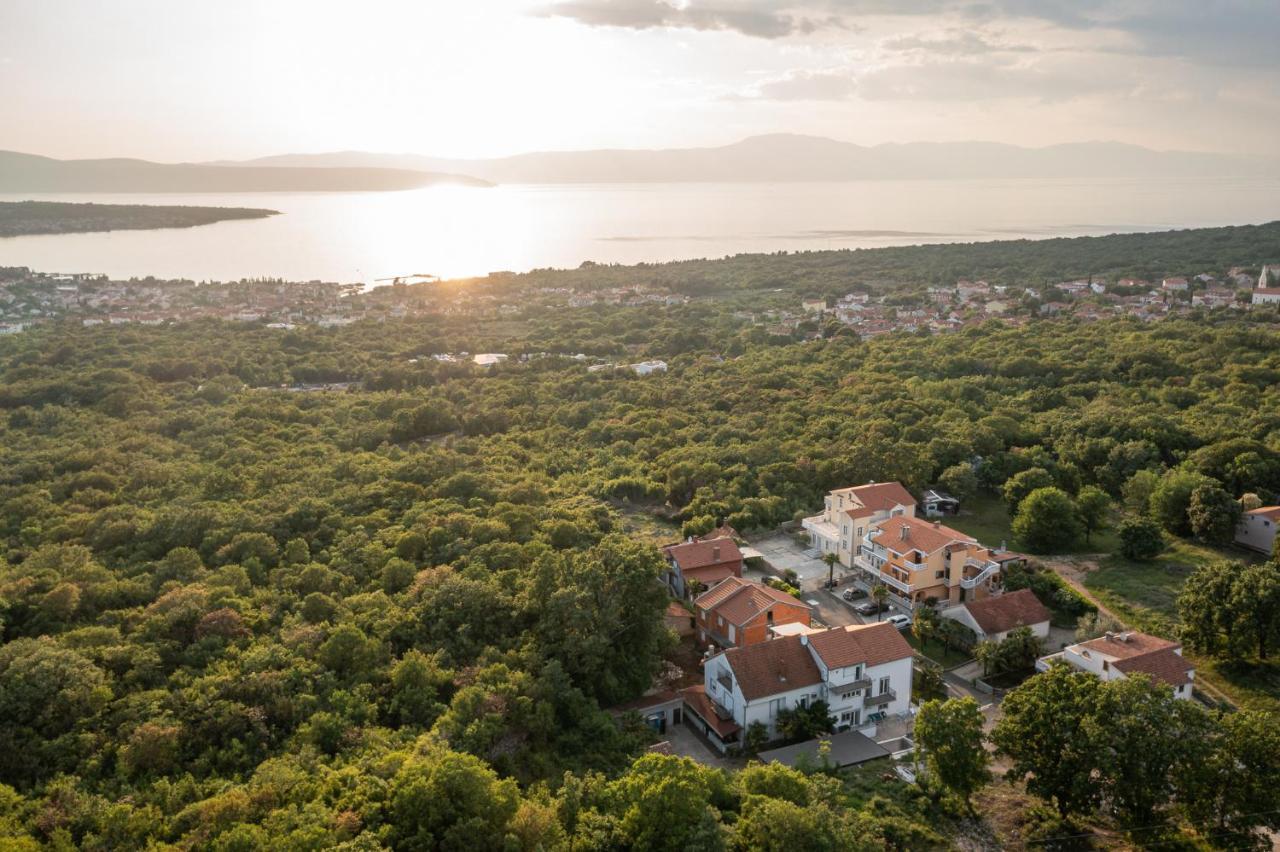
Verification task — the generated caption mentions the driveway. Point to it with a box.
[662,721,739,770]
[750,533,834,585]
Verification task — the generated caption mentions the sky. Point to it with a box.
[2,0,1278,161]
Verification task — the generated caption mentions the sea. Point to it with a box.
[2,177,1278,285]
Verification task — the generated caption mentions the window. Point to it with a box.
[769,698,785,717]
[728,625,736,643]
[857,526,864,539]
[798,696,808,709]
[717,615,723,627]
[935,570,945,579]
[766,610,774,624]
[878,677,891,695]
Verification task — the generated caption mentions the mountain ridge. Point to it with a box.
[223,134,1274,183]
[0,150,492,193]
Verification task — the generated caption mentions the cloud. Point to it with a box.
[535,1,826,39]
[881,30,1037,55]
[537,0,1280,74]
[855,54,1138,102]
[737,69,858,100]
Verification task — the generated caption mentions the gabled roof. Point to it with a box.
[871,517,975,555]
[1113,649,1194,688]
[806,622,914,670]
[840,481,917,513]
[962,588,1051,635]
[664,537,742,572]
[1245,506,1280,521]
[720,635,822,700]
[695,577,806,626]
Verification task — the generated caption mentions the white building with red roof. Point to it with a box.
[802,481,917,567]
[1236,505,1280,555]
[683,621,914,752]
[1038,631,1195,700]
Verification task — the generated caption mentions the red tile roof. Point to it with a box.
[843,481,917,513]
[695,577,806,626]
[720,636,822,700]
[806,622,914,669]
[1245,506,1280,521]
[664,538,743,572]
[962,589,1051,635]
[1112,649,1194,687]
[871,517,976,555]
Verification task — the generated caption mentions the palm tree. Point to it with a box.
[821,552,839,590]
[871,583,889,621]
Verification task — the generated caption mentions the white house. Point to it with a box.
[628,360,668,376]
[1236,506,1279,555]
[941,588,1050,644]
[1252,288,1280,307]
[1037,631,1195,700]
[682,622,914,753]
[801,481,916,567]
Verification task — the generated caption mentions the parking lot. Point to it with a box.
[748,532,914,629]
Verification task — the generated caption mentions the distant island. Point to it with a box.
[228,133,1278,184]
[0,150,492,193]
[0,200,279,237]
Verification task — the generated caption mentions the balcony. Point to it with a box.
[864,689,897,708]
[960,561,1000,589]
[716,670,734,693]
[802,515,839,546]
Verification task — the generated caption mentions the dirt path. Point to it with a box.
[1040,555,1119,620]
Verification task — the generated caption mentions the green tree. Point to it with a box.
[992,664,1106,817]
[386,745,520,851]
[1118,516,1165,561]
[938,463,978,501]
[775,700,833,743]
[1149,469,1216,536]
[1232,561,1280,660]
[1002,467,1055,514]
[1121,468,1161,515]
[1177,709,1280,848]
[1011,487,1082,553]
[1187,483,1241,545]
[1177,560,1242,658]
[913,697,990,808]
[1074,485,1111,545]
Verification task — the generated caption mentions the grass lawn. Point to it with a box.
[904,631,972,668]
[946,495,1014,547]
[948,494,1121,555]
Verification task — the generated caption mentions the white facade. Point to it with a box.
[701,633,913,746]
[1235,508,1279,555]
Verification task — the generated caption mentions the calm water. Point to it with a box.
[2,178,1277,284]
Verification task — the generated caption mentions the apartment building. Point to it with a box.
[857,516,1019,607]
[801,481,916,567]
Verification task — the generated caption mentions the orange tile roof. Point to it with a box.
[962,589,1051,635]
[806,622,914,670]
[720,636,822,700]
[696,577,806,626]
[664,538,743,572]
[1112,650,1194,687]
[843,481,917,513]
[872,517,976,555]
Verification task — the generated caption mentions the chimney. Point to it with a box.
[712,545,721,561]
[900,524,909,541]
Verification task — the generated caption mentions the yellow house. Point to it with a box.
[802,482,916,567]
[859,516,1015,606]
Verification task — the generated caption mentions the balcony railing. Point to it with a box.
[960,561,1000,589]
[716,670,734,693]
[864,689,897,708]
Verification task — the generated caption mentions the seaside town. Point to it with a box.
[3,262,1279,339]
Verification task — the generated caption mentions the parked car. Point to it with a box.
[885,614,912,629]
[842,587,867,601]
[854,601,882,616]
